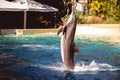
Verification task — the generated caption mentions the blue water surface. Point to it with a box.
[0,34,120,80]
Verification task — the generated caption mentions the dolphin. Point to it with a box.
[57,11,80,70]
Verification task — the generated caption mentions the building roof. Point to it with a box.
[0,0,58,12]
[28,0,58,12]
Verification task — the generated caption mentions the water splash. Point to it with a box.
[74,60,119,72]
[32,60,119,73]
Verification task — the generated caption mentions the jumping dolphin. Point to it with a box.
[57,10,80,70]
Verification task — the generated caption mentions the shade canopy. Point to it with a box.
[0,0,58,12]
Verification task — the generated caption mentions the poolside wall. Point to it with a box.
[0,29,16,35]
[0,24,120,37]
[0,29,57,35]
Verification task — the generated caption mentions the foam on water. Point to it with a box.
[21,44,59,50]
[74,60,119,72]
[32,60,119,73]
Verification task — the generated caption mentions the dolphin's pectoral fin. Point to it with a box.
[57,25,67,36]
[74,44,80,56]
[57,27,63,35]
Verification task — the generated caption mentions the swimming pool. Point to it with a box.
[0,34,120,80]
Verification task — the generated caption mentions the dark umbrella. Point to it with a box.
[0,0,58,29]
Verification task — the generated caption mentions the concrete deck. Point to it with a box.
[76,24,120,37]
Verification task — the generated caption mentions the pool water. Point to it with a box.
[0,34,120,80]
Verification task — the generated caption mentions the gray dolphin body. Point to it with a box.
[57,11,80,70]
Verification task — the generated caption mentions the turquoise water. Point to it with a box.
[0,34,120,80]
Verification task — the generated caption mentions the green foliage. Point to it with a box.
[89,0,103,15]
[88,0,120,23]
[77,16,102,24]
[75,11,83,17]
[62,0,120,24]
[37,16,51,26]
[61,14,69,25]
[114,5,120,21]
[102,17,118,24]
